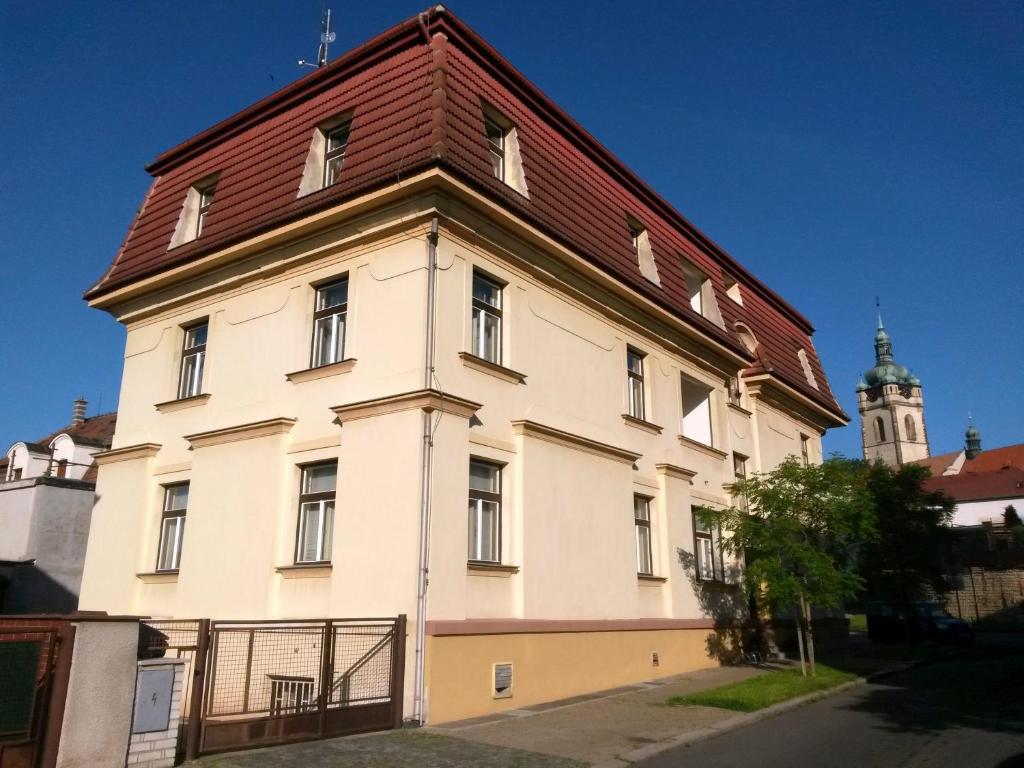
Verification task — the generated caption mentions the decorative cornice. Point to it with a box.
[330,388,482,423]
[677,435,729,460]
[655,463,698,482]
[425,618,724,636]
[285,359,357,384]
[511,420,641,465]
[458,352,527,384]
[744,374,847,428]
[184,417,297,449]
[621,414,664,435]
[94,443,162,466]
[154,393,211,413]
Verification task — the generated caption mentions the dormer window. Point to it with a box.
[481,103,529,197]
[797,348,819,390]
[724,277,743,305]
[323,121,351,188]
[680,257,723,327]
[628,219,660,286]
[195,182,216,238]
[169,175,219,249]
[297,114,353,198]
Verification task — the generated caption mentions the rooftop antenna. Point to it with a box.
[298,8,335,69]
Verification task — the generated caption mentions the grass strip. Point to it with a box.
[666,664,856,712]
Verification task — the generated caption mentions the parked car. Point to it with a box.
[865,601,974,646]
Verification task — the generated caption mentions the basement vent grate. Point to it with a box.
[493,662,513,699]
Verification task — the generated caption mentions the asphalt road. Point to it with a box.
[637,635,1024,768]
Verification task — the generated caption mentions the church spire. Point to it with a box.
[965,416,982,460]
[874,314,894,364]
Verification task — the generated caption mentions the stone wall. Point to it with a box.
[941,567,1024,623]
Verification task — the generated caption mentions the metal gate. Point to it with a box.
[0,622,72,768]
[144,616,406,758]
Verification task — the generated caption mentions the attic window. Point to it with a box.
[169,175,219,249]
[797,348,819,390]
[297,114,353,198]
[628,219,660,286]
[680,258,723,328]
[734,322,758,355]
[724,277,743,305]
[481,104,529,197]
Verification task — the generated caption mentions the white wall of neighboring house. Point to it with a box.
[952,496,1024,527]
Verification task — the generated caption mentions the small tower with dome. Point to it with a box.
[856,316,929,466]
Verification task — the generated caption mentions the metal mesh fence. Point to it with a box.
[329,623,394,707]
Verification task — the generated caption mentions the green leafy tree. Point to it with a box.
[1004,505,1023,528]
[858,461,955,640]
[700,457,875,676]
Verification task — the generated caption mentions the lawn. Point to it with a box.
[666,664,856,712]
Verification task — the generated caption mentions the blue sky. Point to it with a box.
[1,1,1021,458]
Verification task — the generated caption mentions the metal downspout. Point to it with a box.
[413,217,439,724]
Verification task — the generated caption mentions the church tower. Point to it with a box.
[856,317,929,466]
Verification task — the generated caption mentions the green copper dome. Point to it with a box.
[861,316,919,389]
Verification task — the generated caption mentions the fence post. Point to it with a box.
[185,619,211,761]
[319,620,333,737]
[391,614,408,729]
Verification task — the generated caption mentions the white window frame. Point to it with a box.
[177,321,208,400]
[323,121,351,188]
[471,271,503,364]
[156,483,188,572]
[634,495,653,576]
[468,458,501,564]
[295,462,337,564]
[310,278,348,368]
[195,182,215,238]
[693,506,724,583]
[681,375,714,447]
[626,348,646,421]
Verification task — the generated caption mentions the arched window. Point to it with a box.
[904,414,917,442]
[874,417,886,442]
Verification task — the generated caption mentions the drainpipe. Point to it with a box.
[413,217,439,724]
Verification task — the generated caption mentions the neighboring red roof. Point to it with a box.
[36,412,117,451]
[85,7,844,420]
[961,444,1024,474]
[913,450,961,477]
[925,467,1024,504]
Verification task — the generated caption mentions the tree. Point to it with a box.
[857,461,955,642]
[700,457,875,676]
[1004,505,1023,528]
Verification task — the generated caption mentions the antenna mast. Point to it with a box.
[298,8,336,69]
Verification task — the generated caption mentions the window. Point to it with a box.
[269,676,314,716]
[626,348,646,420]
[681,376,713,446]
[800,435,810,466]
[874,417,886,443]
[628,220,661,285]
[904,414,917,442]
[295,462,337,563]
[468,459,501,563]
[733,453,748,510]
[323,121,351,188]
[177,321,208,400]
[634,495,653,576]
[157,483,188,572]
[680,258,723,326]
[481,104,529,196]
[485,117,506,182]
[311,278,348,368]
[195,182,216,238]
[693,506,723,582]
[724,277,743,305]
[471,271,503,364]
[797,349,819,390]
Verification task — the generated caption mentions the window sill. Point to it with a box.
[458,352,526,385]
[468,562,520,577]
[155,394,211,413]
[638,574,668,584]
[285,359,357,384]
[276,563,333,579]
[621,414,663,435]
[136,571,179,584]
[727,402,753,417]
[677,435,729,460]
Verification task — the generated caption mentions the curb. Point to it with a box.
[598,651,962,767]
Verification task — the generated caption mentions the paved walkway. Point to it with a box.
[432,666,762,766]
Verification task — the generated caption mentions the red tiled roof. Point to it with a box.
[913,450,961,477]
[925,467,1024,504]
[85,7,844,421]
[962,444,1024,474]
[36,412,117,451]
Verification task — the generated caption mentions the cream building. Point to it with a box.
[79,7,847,723]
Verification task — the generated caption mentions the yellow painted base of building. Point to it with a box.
[425,627,726,723]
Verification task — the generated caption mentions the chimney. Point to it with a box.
[72,398,88,427]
